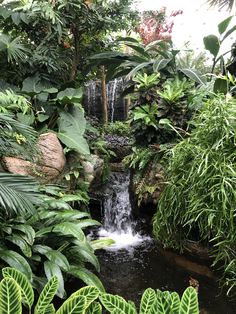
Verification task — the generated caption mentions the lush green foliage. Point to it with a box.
[153,95,236,296]
[129,75,196,145]
[0,267,199,314]
[0,0,137,84]
[102,121,131,136]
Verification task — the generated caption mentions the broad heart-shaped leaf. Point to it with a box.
[139,288,156,314]
[203,35,220,57]
[34,276,59,314]
[153,58,171,72]
[0,250,32,281]
[69,286,100,309]
[218,16,233,34]
[44,261,65,299]
[56,295,86,314]
[69,267,105,292]
[0,277,21,314]
[2,267,34,308]
[57,88,83,103]
[85,301,102,314]
[99,293,137,314]
[58,108,90,155]
[59,107,86,135]
[179,287,199,314]
[179,68,206,85]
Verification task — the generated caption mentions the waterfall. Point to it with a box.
[98,172,147,250]
[84,78,126,121]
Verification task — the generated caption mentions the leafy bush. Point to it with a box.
[129,76,194,145]
[0,267,199,314]
[153,95,236,295]
[102,121,131,136]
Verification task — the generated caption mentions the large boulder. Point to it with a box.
[2,132,66,183]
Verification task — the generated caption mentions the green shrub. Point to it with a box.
[0,267,199,314]
[153,95,236,296]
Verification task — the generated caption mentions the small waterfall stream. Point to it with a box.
[84,78,126,122]
[98,171,148,250]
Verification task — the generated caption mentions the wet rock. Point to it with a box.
[132,163,165,205]
[2,132,66,183]
[82,154,104,184]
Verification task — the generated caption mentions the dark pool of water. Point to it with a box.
[97,240,236,314]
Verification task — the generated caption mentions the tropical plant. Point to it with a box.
[153,95,236,296]
[102,121,131,136]
[203,15,236,88]
[0,0,138,84]
[0,266,200,314]
[207,0,235,12]
[129,76,194,145]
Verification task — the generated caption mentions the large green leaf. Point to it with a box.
[99,294,136,314]
[6,235,32,257]
[139,288,156,314]
[90,238,115,250]
[179,287,199,314]
[155,293,171,314]
[218,16,233,34]
[85,302,102,314]
[58,108,90,155]
[45,251,70,271]
[57,88,83,104]
[44,304,56,314]
[213,77,228,94]
[222,25,236,41]
[179,68,206,85]
[69,246,100,271]
[53,222,85,241]
[34,276,59,314]
[44,261,65,299]
[69,286,100,308]
[0,250,32,280]
[69,267,105,292]
[153,59,171,72]
[170,292,180,314]
[2,267,34,308]
[203,35,220,57]
[56,295,86,314]
[0,278,21,314]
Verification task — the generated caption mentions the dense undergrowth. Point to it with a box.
[153,95,236,296]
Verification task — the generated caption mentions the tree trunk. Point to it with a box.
[70,28,80,81]
[101,66,108,124]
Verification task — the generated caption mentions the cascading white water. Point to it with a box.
[98,172,148,250]
[84,78,126,121]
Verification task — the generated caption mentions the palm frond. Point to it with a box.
[0,113,37,157]
[0,172,42,217]
[0,34,29,63]
[207,0,235,11]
